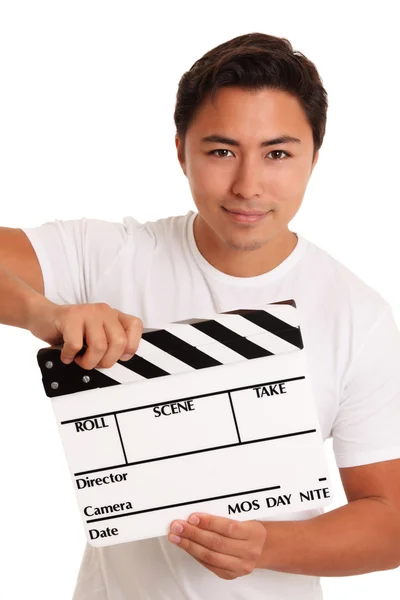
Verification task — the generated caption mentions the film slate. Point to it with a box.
[37,299,333,547]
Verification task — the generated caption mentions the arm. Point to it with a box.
[0,225,142,368]
[255,305,400,577]
[168,458,400,579]
[257,458,400,575]
[0,227,50,329]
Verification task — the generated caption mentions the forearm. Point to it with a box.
[257,497,400,576]
[0,262,49,329]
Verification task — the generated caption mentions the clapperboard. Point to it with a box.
[37,299,332,547]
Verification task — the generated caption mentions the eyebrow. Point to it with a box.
[200,134,301,147]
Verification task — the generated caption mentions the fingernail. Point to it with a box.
[170,534,181,544]
[188,514,200,525]
[171,523,183,534]
[121,354,133,361]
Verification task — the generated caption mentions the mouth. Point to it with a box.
[222,206,270,223]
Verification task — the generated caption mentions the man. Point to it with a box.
[1,31,400,599]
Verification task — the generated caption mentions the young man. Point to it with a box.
[1,32,400,600]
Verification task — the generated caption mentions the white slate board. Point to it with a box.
[37,302,333,547]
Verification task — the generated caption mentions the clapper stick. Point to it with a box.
[37,300,333,547]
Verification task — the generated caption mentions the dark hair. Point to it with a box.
[174,32,328,162]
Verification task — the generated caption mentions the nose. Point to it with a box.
[231,158,263,200]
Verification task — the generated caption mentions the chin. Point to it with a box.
[222,234,268,252]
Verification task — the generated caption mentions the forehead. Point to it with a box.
[187,86,312,142]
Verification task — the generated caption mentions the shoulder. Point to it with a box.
[301,237,390,321]
[296,236,393,373]
[52,211,192,242]
[60,211,193,258]
[119,211,193,257]
[122,211,192,239]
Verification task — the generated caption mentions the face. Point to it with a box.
[175,86,319,255]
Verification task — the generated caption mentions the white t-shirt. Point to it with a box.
[22,210,400,600]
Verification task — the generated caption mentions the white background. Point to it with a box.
[0,1,399,598]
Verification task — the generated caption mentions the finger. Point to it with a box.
[168,532,244,574]
[191,556,238,580]
[75,319,108,370]
[118,313,143,360]
[60,319,84,364]
[169,520,242,558]
[187,513,249,540]
[96,317,128,368]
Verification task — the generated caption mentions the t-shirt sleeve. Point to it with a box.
[332,305,400,468]
[21,217,131,305]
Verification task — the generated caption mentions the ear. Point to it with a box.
[175,136,186,175]
[311,150,319,171]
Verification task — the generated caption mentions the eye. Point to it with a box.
[208,149,234,158]
[267,150,290,160]
[207,149,291,160]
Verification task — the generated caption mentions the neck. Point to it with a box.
[193,215,298,277]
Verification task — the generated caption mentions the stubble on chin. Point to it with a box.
[223,235,269,252]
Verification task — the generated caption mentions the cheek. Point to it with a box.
[188,161,224,201]
[272,163,309,199]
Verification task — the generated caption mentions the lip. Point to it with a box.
[222,206,269,223]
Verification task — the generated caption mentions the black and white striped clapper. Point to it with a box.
[36,299,332,547]
[38,299,303,397]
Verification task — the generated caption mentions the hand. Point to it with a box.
[168,513,267,580]
[28,297,143,370]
